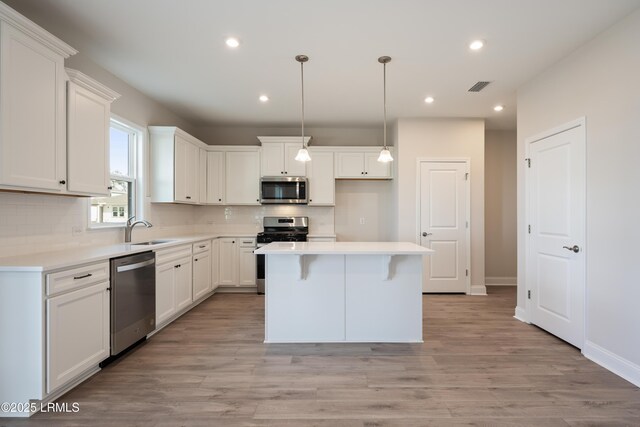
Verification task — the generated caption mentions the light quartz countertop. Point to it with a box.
[0,233,256,273]
[254,241,434,255]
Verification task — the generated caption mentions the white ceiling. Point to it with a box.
[8,0,640,130]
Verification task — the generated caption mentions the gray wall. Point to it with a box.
[196,125,383,147]
[484,130,517,283]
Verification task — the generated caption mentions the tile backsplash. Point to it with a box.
[0,192,335,258]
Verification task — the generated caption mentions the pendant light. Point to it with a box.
[377,56,393,163]
[294,54,311,162]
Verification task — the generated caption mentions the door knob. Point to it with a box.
[562,245,580,253]
[422,232,433,237]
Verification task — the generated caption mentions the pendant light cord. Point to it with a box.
[301,61,305,149]
[383,61,387,150]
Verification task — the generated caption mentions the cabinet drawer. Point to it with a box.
[156,245,192,266]
[46,261,110,296]
[238,237,256,248]
[192,240,211,254]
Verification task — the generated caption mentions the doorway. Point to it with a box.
[525,118,586,349]
[418,159,470,293]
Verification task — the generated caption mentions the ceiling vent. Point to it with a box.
[468,81,491,92]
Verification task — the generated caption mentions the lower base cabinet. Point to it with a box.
[193,242,212,301]
[156,245,193,326]
[47,281,110,393]
[218,237,256,287]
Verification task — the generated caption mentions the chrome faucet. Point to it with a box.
[124,216,153,243]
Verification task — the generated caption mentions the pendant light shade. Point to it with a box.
[295,54,311,162]
[377,56,393,163]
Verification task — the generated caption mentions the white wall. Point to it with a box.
[517,8,640,384]
[335,180,394,241]
[395,118,485,292]
[485,130,517,284]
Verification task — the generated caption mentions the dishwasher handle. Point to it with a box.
[116,258,155,273]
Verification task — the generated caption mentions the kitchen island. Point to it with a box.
[254,242,434,343]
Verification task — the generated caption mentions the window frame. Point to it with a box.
[88,115,144,229]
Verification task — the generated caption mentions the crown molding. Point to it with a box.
[66,68,121,102]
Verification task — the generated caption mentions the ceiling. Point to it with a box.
[7,0,640,130]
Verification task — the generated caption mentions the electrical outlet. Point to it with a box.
[71,225,83,236]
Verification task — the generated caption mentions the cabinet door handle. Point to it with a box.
[194,258,198,262]
[59,179,66,185]
[107,186,113,190]
[186,196,191,200]
[199,245,206,248]
[232,241,235,244]
[361,172,364,175]
[365,172,368,175]
[218,198,222,202]
[73,273,92,280]
[174,264,181,268]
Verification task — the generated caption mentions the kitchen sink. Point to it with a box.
[131,239,174,246]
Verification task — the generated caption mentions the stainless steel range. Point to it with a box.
[256,216,309,294]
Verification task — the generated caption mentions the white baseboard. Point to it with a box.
[583,340,640,388]
[469,284,487,296]
[514,306,528,323]
[485,276,517,286]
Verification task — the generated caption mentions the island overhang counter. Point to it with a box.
[254,242,434,343]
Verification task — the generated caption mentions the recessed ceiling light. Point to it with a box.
[424,96,435,104]
[259,95,269,103]
[494,105,504,112]
[469,40,484,50]
[225,37,240,48]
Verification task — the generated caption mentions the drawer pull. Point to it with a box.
[198,245,206,248]
[73,273,92,280]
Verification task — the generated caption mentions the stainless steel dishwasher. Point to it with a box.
[110,251,156,355]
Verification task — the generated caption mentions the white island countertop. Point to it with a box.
[254,241,434,255]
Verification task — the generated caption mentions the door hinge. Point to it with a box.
[528,224,531,234]
[528,290,531,299]
[525,158,531,168]
[465,172,469,181]
[465,269,469,277]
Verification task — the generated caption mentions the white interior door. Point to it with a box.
[419,161,469,293]
[527,122,585,348]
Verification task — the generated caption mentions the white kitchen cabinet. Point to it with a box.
[217,237,256,287]
[238,237,257,286]
[307,149,335,205]
[155,261,177,325]
[0,5,77,193]
[258,136,309,176]
[225,150,260,205]
[206,150,225,204]
[174,255,193,312]
[335,148,392,179]
[174,134,200,203]
[211,238,220,290]
[218,237,238,285]
[65,69,120,196]
[47,280,110,393]
[155,244,193,326]
[192,240,212,301]
[199,148,207,204]
[149,126,204,204]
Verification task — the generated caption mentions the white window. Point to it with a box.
[89,119,138,226]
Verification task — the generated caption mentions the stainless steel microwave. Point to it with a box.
[260,177,308,204]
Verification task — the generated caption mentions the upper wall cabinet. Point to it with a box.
[307,148,335,206]
[0,3,77,193]
[258,136,310,177]
[149,126,203,204]
[66,69,120,196]
[225,148,260,205]
[335,148,393,179]
[206,150,225,205]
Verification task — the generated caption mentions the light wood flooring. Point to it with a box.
[6,286,640,426]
